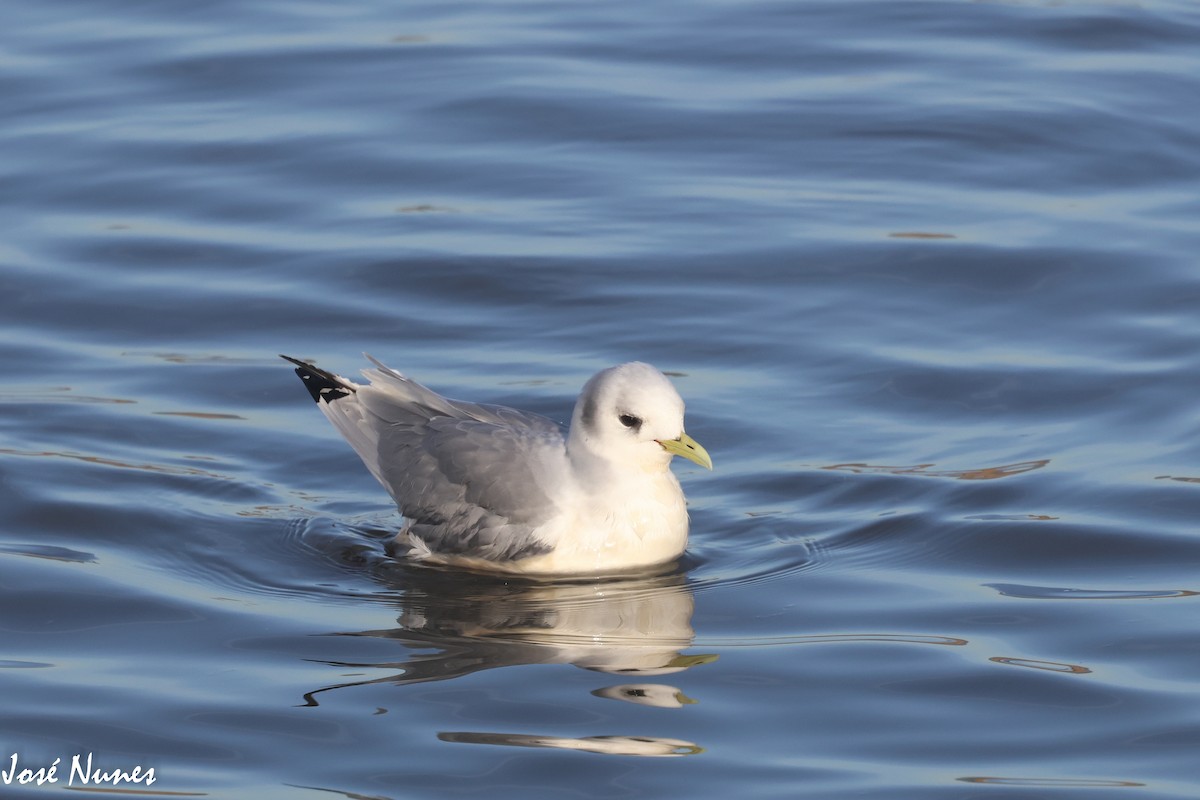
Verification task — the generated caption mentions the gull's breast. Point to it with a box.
[514,472,689,575]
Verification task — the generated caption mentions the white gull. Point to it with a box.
[282,355,711,575]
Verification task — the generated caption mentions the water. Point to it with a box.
[2,0,1199,797]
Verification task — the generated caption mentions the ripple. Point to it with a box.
[0,387,135,405]
[0,446,233,479]
[396,204,462,214]
[687,548,821,595]
[152,410,247,420]
[988,583,1199,600]
[989,657,1091,674]
[1156,474,1200,484]
[695,633,968,649]
[155,516,391,606]
[0,543,97,563]
[966,513,1058,521]
[958,776,1143,788]
[823,459,1050,480]
[121,350,263,365]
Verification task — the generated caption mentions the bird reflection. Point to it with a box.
[592,683,699,708]
[438,731,703,757]
[302,566,713,755]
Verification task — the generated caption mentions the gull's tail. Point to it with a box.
[280,354,356,404]
[280,355,388,487]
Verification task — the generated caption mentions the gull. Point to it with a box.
[281,355,711,575]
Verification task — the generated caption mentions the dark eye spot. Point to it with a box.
[618,413,641,430]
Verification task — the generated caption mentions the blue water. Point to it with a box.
[3,0,1200,797]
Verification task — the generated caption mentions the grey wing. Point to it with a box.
[376,416,565,562]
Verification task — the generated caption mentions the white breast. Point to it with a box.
[519,471,689,574]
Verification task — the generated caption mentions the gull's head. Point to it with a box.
[568,362,712,473]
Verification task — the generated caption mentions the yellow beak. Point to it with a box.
[657,431,713,470]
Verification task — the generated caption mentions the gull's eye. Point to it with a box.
[618,413,641,430]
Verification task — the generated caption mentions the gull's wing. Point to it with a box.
[284,355,565,562]
[377,416,563,561]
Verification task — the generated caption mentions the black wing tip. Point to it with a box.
[279,354,308,369]
[280,354,353,404]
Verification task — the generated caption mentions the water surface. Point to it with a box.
[3,1,1200,798]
